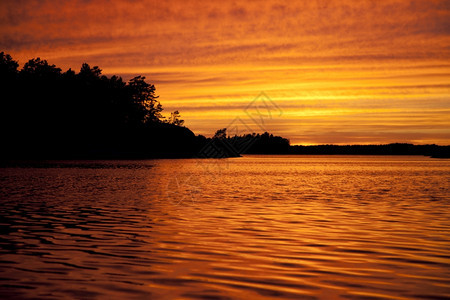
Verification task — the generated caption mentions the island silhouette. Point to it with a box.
[0,52,448,159]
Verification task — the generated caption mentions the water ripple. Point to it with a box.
[0,156,449,299]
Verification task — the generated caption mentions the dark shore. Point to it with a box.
[1,52,448,160]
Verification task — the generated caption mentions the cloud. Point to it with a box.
[1,0,449,144]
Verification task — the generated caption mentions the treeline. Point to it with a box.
[1,52,447,159]
[0,52,200,158]
[196,129,290,158]
[289,144,450,157]
[230,132,290,154]
[0,52,290,159]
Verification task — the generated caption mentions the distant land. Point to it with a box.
[1,52,449,160]
[288,144,450,158]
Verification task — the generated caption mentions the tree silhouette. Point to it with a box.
[0,52,18,79]
[79,63,101,79]
[21,57,61,79]
[213,128,227,139]
[127,76,163,124]
[0,52,199,159]
[168,110,184,126]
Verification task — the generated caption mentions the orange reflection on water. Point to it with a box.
[0,156,449,299]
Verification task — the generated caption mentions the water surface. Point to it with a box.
[0,156,449,299]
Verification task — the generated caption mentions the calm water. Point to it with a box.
[0,156,449,299]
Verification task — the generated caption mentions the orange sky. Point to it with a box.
[1,0,449,145]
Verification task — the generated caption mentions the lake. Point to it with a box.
[0,155,449,299]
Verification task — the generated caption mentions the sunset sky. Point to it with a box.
[1,0,449,145]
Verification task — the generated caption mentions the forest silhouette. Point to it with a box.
[0,52,198,158]
[0,52,448,159]
[0,52,291,159]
